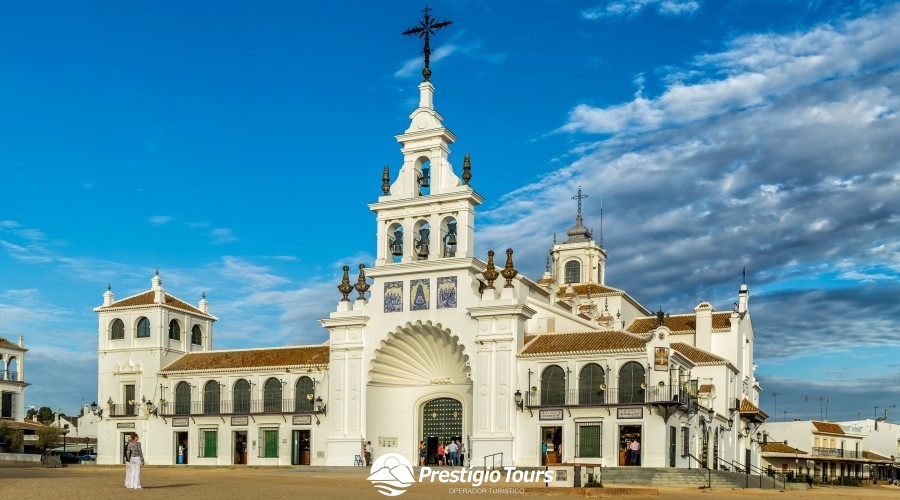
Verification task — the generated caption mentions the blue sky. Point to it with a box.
[1,0,898,422]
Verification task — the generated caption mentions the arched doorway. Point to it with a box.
[422,397,462,465]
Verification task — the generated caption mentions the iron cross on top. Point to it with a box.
[402,6,453,81]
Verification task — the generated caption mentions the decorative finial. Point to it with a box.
[482,250,499,289]
[382,166,391,195]
[501,248,518,288]
[155,268,159,276]
[337,265,353,302]
[402,6,453,82]
[545,254,550,273]
[656,306,668,326]
[462,153,472,185]
[202,291,206,300]
[572,185,588,223]
[553,233,557,245]
[742,266,746,284]
[616,309,621,319]
[604,297,609,313]
[107,283,112,291]
[354,264,370,300]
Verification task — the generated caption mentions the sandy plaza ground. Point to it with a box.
[1,462,898,500]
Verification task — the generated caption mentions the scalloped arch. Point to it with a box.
[369,321,471,386]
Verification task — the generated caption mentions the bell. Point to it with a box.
[390,229,404,257]
[419,167,430,188]
[417,228,430,258]
[446,222,457,246]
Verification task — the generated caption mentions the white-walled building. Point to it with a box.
[94,74,767,470]
[0,336,26,423]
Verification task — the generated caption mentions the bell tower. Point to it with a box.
[369,81,483,266]
[551,186,608,285]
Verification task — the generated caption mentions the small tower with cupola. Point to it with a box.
[550,186,608,286]
[94,272,216,420]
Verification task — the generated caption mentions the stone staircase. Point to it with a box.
[599,467,782,489]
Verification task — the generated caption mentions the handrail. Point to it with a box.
[686,453,711,488]
[717,455,785,490]
[483,452,503,470]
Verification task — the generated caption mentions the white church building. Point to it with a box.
[94,68,767,471]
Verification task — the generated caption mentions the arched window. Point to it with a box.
[191,325,202,345]
[203,381,220,415]
[294,377,315,413]
[136,317,151,338]
[110,319,125,340]
[578,363,606,405]
[619,361,646,404]
[5,357,17,382]
[168,319,181,341]
[263,378,282,413]
[233,379,250,414]
[175,381,191,415]
[564,261,581,284]
[540,365,566,406]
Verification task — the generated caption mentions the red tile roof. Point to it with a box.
[556,283,623,298]
[0,336,26,351]
[670,342,728,365]
[160,346,329,372]
[761,442,807,454]
[740,398,769,419]
[812,421,844,435]
[519,331,646,357]
[627,312,732,334]
[96,290,214,319]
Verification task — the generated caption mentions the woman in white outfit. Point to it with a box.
[124,433,144,489]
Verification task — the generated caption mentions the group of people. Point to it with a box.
[417,439,464,466]
[124,432,144,489]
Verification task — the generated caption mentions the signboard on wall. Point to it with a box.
[539,409,564,421]
[292,415,312,426]
[654,347,669,371]
[378,437,398,448]
[617,407,643,419]
[231,416,249,426]
[116,422,135,429]
[171,417,190,427]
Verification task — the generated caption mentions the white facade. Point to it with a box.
[95,75,766,471]
[0,335,27,423]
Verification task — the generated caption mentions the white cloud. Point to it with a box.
[394,31,506,79]
[148,215,174,225]
[209,228,238,244]
[566,5,900,134]
[581,0,699,20]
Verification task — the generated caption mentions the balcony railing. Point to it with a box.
[525,385,693,407]
[108,404,140,417]
[1,370,19,382]
[812,447,858,458]
[160,398,317,417]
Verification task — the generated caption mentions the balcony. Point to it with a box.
[1,370,19,382]
[108,404,140,418]
[159,398,318,417]
[812,447,858,458]
[524,385,693,408]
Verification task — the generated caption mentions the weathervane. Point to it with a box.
[402,6,453,81]
[572,185,588,220]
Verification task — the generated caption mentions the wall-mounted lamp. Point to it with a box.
[89,401,103,420]
[514,390,523,411]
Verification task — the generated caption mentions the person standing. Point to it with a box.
[458,440,465,467]
[418,441,426,466]
[437,442,445,466]
[364,441,372,467]
[629,438,640,466]
[447,439,458,466]
[541,441,548,466]
[124,433,144,489]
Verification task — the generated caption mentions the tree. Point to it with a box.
[36,406,55,425]
[35,425,62,452]
[0,419,25,452]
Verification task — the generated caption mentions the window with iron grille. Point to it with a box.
[191,325,202,345]
[295,377,315,413]
[564,260,581,284]
[681,427,690,457]
[175,381,191,415]
[203,381,220,415]
[233,379,250,414]
[168,319,181,340]
[198,429,217,458]
[575,423,602,458]
[136,317,151,338]
[619,361,645,404]
[110,319,125,340]
[578,363,605,405]
[259,428,279,458]
[264,378,282,412]
[541,365,566,406]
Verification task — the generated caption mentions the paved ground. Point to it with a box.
[1,462,898,499]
